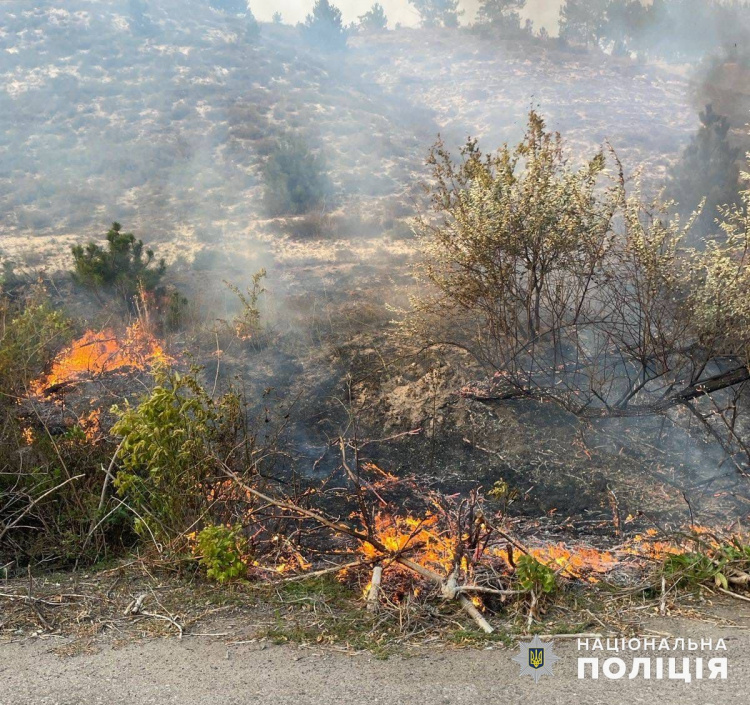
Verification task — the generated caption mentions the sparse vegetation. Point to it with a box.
[224,269,266,342]
[208,0,248,15]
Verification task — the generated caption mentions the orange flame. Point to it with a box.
[33,322,170,393]
[359,513,455,573]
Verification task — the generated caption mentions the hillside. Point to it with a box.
[0,1,696,276]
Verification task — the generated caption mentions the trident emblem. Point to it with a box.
[529,648,544,669]
[513,635,559,682]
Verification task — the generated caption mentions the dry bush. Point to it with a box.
[402,110,750,474]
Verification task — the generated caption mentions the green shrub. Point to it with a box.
[0,286,71,394]
[112,368,242,544]
[196,524,248,583]
[263,136,332,216]
[515,554,558,595]
[71,222,166,302]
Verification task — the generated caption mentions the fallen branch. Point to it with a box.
[366,564,382,613]
[717,586,750,603]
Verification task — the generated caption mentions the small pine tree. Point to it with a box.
[272,11,283,24]
[359,3,388,32]
[301,0,348,50]
[669,104,742,239]
[558,0,608,47]
[71,222,166,301]
[408,0,463,28]
[262,136,332,216]
[477,0,525,33]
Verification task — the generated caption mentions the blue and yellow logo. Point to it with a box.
[513,635,559,682]
[529,648,544,669]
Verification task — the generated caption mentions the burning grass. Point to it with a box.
[32,321,171,395]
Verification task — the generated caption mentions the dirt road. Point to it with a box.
[2,621,748,705]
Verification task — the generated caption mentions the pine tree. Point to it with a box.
[669,104,741,239]
[263,136,333,216]
[302,0,348,50]
[408,0,463,28]
[71,222,166,301]
[558,0,608,47]
[604,0,649,55]
[476,0,525,33]
[359,3,388,32]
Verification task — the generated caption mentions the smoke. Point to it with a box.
[2,0,749,521]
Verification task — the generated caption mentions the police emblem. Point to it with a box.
[512,635,560,683]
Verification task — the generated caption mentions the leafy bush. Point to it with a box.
[263,136,332,216]
[515,554,558,595]
[196,524,248,583]
[404,111,750,472]
[0,286,71,394]
[112,368,243,544]
[71,222,166,302]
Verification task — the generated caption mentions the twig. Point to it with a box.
[717,587,750,603]
[281,558,372,582]
[0,474,84,542]
[141,611,184,639]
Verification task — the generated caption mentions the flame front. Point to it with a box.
[33,322,170,393]
[359,513,455,573]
